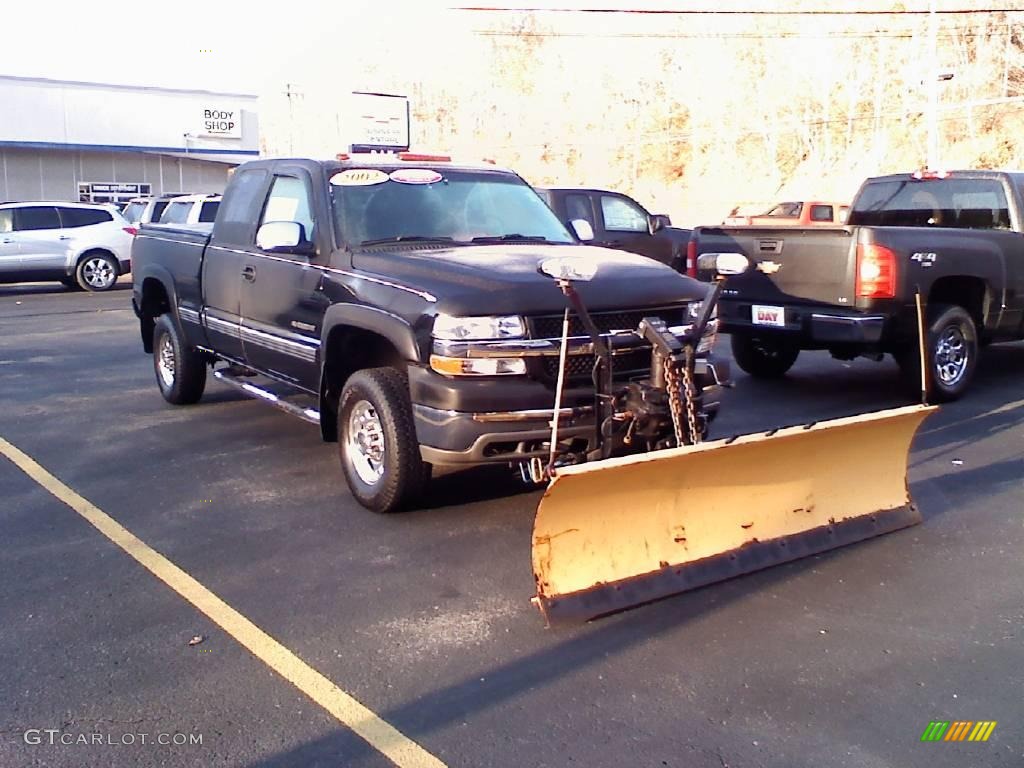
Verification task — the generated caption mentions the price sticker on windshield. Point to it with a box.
[330,169,389,186]
[389,168,443,185]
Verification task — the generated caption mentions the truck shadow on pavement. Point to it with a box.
[0,281,131,298]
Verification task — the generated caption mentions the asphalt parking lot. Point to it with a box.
[1,281,1021,768]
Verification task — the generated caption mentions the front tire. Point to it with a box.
[76,252,119,292]
[731,333,800,378]
[337,367,431,513]
[152,314,207,405]
[897,303,978,402]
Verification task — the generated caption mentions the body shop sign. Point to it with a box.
[198,106,242,138]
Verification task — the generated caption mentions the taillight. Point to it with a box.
[123,226,138,236]
[686,239,697,277]
[855,243,897,298]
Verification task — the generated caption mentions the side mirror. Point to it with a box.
[649,214,671,234]
[256,221,315,256]
[570,219,595,242]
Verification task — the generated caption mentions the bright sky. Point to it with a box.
[1,0,851,92]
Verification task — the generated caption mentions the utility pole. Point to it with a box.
[926,0,938,168]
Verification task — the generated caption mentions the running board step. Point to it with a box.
[213,370,320,425]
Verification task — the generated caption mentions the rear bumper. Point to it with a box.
[720,300,886,346]
[411,359,729,465]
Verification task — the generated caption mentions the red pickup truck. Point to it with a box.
[724,201,849,227]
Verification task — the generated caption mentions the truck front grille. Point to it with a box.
[529,305,686,340]
[540,347,652,382]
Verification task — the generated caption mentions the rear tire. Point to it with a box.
[337,367,431,513]
[152,314,207,405]
[730,333,800,378]
[897,303,978,402]
[76,252,119,292]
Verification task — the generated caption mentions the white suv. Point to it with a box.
[155,194,221,227]
[0,202,134,291]
[121,194,187,227]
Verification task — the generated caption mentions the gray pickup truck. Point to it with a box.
[691,170,1024,400]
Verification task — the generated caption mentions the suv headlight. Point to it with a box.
[432,314,526,341]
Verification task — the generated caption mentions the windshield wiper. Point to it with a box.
[359,235,456,246]
[469,234,555,243]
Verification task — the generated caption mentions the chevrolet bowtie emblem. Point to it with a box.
[757,260,782,274]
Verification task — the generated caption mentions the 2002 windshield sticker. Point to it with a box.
[330,168,442,187]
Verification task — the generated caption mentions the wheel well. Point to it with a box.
[319,326,405,442]
[928,276,988,327]
[139,278,172,353]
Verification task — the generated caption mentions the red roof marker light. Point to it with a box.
[398,152,452,162]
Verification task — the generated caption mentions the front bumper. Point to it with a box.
[411,358,729,465]
[719,300,885,346]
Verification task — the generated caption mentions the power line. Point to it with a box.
[473,25,1021,39]
[454,6,1024,16]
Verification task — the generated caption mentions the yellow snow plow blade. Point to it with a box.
[532,404,936,622]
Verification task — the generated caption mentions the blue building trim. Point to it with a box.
[0,140,259,156]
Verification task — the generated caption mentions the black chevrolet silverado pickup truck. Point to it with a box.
[691,170,1024,400]
[536,186,691,270]
[132,153,725,511]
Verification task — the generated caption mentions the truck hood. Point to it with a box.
[352,243,706,315]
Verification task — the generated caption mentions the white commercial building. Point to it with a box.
[0,75,258,205]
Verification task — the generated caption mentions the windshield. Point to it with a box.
[849,177,1012,229]
[331,168,575,246]
[122,202,145,222]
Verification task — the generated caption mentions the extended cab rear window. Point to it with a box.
[849,177,1011,230]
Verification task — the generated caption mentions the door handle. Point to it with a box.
[58,235,72,241]
[1,238,12,244]
[241,265,256,282]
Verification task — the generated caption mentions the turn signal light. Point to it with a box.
[855,243,897,298]
[430,355,526,376]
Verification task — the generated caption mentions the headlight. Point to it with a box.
[432,314,526,341]
[686,301,718,321]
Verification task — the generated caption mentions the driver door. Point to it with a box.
[239,169,327,391]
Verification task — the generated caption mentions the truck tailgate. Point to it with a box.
[696,226,857,307]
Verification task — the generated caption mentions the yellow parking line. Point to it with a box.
[0,437,446,768]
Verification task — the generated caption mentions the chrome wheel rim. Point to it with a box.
[157,333,176,389]
[82,257,115,289]
[346,400,385,485]
[934,326,969,386]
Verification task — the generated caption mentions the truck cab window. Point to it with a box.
[600,195,647,232]
[810,205,833,222]
[261,176,315,243]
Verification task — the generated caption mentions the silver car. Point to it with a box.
[0,202,134,291]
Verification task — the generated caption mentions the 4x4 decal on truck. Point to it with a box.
[911,252,937,268]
